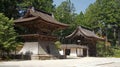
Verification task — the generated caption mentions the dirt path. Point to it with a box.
[0,57,120,67]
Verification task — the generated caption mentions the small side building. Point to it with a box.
[61,26,104,57]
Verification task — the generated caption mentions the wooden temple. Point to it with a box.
[14,7,68,59]
[61,26,104,57]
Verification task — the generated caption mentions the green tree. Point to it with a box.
[55,0,75,24]
[84,3,99,30]
[74,12,86,28]
[0,13,18,56]
[85,0,120,46]
[54,0,76,43]
[54,0,76,40]
[18,0,55,13]
[0,0,19,18]
[84,0,120,56]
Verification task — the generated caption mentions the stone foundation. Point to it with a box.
[18,41,61,59]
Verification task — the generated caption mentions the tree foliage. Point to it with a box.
[74,12,86,27]
[0,0,19,19]
[0,13,18,54]
[85,0,120,29]
[18,0,55,13]
[55,0,75,24]
[84,0,120,56]
[54,0,76,41]
[84,0,120,45]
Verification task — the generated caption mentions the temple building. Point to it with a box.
[14,7,68,59]
[61,26,104,57]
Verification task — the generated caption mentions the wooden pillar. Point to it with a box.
[63,48,66,55]
[87,48,89,57]
[76,48,78,56]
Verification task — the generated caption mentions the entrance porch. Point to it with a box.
[60,44,89,57]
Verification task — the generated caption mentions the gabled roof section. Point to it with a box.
[66,26,105,41]
[14,17,39,23]
[14,7,68,27]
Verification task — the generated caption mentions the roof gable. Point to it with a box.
[66,26,105,41]
[14,7,69,27]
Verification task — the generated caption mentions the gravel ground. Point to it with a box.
[0,57,120,67]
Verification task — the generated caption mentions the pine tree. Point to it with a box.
[0,13,18,56]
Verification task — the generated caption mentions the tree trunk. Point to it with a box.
[0,50,2,58]
[118,29,120,46]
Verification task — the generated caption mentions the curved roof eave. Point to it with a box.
[66,26,105,41]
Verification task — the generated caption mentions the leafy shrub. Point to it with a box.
[54,41,61,50]
[96,41,114,57]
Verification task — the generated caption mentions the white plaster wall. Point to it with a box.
[18,41,60,56]
[18,42,39,55]
[77,49,83,56]
[70,48,77,57]
[59,50,64,55]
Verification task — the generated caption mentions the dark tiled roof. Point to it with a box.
[14,8,68,27]
[66,26,105,41]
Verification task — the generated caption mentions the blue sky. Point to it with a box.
[53,0,96,14]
